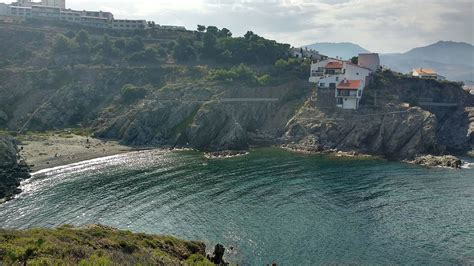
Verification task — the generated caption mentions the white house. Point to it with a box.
[336,79,363,109]
[309,55,374,110]
[412,68,446,80]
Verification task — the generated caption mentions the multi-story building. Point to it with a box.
[41,0,65,9]
[309,54,375,110]
[1,0,151,31]
[111,19,147,30]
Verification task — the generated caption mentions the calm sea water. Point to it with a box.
[1,148,473,265]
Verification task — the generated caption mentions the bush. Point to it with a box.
[121,84,147,102]
[208,64,270,85]
[52,34,76,53]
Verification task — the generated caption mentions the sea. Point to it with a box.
[1,148,473,265]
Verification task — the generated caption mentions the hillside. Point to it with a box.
[304,42,370,60]
[0,224,212,265]
[0,21,472,161]
[380,41,474,83]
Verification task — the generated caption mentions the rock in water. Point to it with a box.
[411,155,462,169]
[208,244,226,265]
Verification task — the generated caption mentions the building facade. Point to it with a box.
[41,0,65,9]
[412,68,446,80]
[358,53,380,72]
[1,0,150,31]
[309,54,374,110]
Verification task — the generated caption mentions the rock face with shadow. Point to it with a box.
[0,136,30,201]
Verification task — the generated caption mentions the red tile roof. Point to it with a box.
[325,61,343,69]
[337,80,361,90]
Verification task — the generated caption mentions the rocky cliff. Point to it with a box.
[0,24,472,162]
[0,66,472,161]
[0,136,30,200]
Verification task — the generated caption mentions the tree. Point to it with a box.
[126,36,145,53]
[114,38,127,51]
[197,25,206,32]
[99,35,118,57]
[351,56,358,65]
[65,30,75,39]
[220,28,232,38]
[173,37,197,62]
[206,26,219,35]
[202,32,218,58]
[244,31,255,40]
[75,30,90,46]
[52,34,75,53]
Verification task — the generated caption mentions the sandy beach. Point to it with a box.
[18,133,134,172]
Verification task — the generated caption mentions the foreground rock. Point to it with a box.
[0,136,30,202]
[410,155,462,169]
[0,224,212,265]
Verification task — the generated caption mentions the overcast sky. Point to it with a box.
[21,0,474,53]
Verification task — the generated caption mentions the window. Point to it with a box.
[356,73,359,75]
[336,76,339,81]
[320,83,325,88]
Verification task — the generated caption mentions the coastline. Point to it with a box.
[18,133,135,172]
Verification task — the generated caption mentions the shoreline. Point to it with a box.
[18,133,135,172]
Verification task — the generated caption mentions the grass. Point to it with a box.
[0,224,211,265]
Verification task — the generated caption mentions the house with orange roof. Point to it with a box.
[336,79,363,109]
[308,54,374,110]
[412,68,446,80]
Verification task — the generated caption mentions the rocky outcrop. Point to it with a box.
[284,105,438,160]
[410,155,462,169]
[0,136,30,201]
[0,66,472,162]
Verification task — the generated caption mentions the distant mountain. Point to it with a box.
[380,41,474,83]
[304,42,370,60]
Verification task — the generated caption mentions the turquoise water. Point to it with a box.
[0,148,473,265]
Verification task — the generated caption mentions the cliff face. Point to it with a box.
[0,136,30,200]
[0,66,472,161]
[284,105,438,160]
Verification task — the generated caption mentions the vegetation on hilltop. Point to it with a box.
[0,224,212,265]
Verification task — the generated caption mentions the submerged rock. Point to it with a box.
[410,155,462,169]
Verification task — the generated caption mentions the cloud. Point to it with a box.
[64,0,473,53]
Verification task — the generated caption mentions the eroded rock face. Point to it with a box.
[284,107,438,160]
[0,136,30,200]
[411,155,462,169]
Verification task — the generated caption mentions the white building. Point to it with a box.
[309,54,373,110]
[112,19,147,30]
[0,3,11,15]
[358,53,380,72]
[41,0,65,9]
[291,47,328,61]
[412,68,446,80]
[2,0,149,31]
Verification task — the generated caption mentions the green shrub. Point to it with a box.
[52,34,77,53]
[121,84,147,102]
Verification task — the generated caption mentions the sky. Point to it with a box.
[14,0,474,53]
